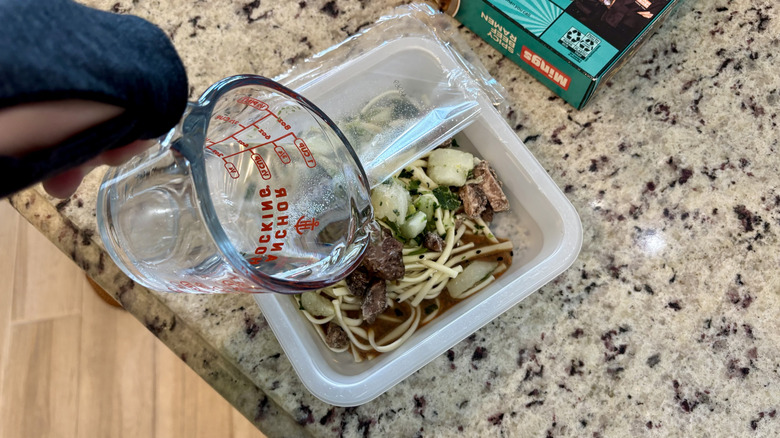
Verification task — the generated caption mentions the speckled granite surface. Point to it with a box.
[8,0,780,436]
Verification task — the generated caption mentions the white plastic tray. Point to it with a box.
[254,90,582,405]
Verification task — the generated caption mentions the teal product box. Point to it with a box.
[443,0,683,109]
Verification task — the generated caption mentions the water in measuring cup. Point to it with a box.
[203,93,372,286]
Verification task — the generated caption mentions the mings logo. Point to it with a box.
[520,46,571,90]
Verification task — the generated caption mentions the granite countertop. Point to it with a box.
[8,0,780,436]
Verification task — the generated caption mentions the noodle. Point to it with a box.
[369,307,421,352]
[411,271,449,307]
[398,269,438,284]
[410,166,438,190]
[331,286,353,297]
[419,259,460,278]
[433,207,447,235]
[444,241,513,268]
[420,298,441,325]
[301,310,334,325]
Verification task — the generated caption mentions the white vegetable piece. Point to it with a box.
[301,291,335,317]
[400,211,428,239]
[427,148,475,187]
[371,179,411,225]
[414,192,438,219]
[447,260,498,297]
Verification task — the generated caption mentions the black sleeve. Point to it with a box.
[0,0,188,197]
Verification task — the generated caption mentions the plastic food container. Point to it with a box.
[254,35,582,407]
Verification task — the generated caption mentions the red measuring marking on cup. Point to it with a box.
[204,97,318,180]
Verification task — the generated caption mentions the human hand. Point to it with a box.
[638,11,653,19]
[41,138,154,199]
[0,100,155,198]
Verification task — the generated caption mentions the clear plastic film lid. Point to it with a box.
[275,3,508,187]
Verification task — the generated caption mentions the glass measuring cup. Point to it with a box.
[98,75,374,294]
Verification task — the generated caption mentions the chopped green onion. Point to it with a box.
[433,186,461,210]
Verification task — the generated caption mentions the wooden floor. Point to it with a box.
[0,201,266,438]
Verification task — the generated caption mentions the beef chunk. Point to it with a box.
[346,267,371,297]
[473,160,509,212]
[361,279,388,324]
[437,138,453,149]
[422,232,445,252]
[362,227,404,281]
[458,183,488,219]
[481,204,494,223]
[324,323,349,349]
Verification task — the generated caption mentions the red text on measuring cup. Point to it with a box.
[274,145,291,164]
[295,138,316,168]
[237,96,268,111]
[250,186,290,264]
[251,154,272,180]
[224,162,240,179]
